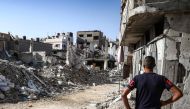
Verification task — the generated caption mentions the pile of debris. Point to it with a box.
[0,44,113,103]
[0,59,111,103]
[41,64,110,86]
[108,67,122,82]
[0,59,48,102]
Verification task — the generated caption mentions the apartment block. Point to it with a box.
[44,32,73,50]
[77,30,105,51]
[120,0,190,108]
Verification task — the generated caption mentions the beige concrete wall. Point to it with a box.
[17,40,52,55]
[77,31,105,50]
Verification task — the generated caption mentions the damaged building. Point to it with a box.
[0,32,13,59]
[77,30,105,50]
[120,0,190,109]
[76,30,117,70]
[43,32,73,60]
[11,36,52,66]
[108,40,119,62]
[44,32,73,50]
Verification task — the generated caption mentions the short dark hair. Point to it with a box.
[143,56,156,69]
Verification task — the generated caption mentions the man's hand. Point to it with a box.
[160,85,183,107]
[160,100,167,106]
[121,88,132,109]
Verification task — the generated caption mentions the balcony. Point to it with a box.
[84,50,111,61]
[133,0,190,11]
[120,0,190,46]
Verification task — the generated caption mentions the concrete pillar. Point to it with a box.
[2,34,6,51]
[29,39,34,53]
[104,39,108,70]
[3,41,6,50]
[104,60,108,70]
[66,41,70,66]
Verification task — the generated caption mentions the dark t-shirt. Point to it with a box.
[127,73,174,109]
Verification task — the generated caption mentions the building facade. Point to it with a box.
[44,32,73,50]
[77,30,119,70]
[77,30,105,51]
[120,0,190,109]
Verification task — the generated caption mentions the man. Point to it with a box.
[122,56,183,109]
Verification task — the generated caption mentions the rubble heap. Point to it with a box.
[41,65,110,86]
[108,67,122,82]
[0,60,46,102]
[0,59,110,103]
[109,67,121,77]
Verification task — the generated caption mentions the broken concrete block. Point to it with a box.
[0,91,5,99]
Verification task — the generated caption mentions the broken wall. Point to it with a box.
[17,40,52,55]
[172,33,190,109]
[130,13,190,109]
[0,42,4,51]
[33,41,52,55]
[33,52,46,62]
[131,13,190,82]
[19,53,33,64]
[0,33,11,52]
[164,13,190,83]
[173,74,190,109]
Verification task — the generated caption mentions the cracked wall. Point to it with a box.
[130,13,190,109]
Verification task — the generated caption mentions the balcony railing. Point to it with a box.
[133,0,172,8]
[132,0,190,12]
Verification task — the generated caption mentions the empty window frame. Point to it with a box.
[155,18,164,37]
[93,36,99,40]
[55,44,60,48]
[79,34,84,37]
[87,42,90,45]
[87,34,92,37]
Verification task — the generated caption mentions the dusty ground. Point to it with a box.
[0,83,124,109]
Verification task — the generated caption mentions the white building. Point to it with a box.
[44,32,73,50]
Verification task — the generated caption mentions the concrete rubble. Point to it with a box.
[0,32,123,106]
[173,74,190,109]
[0,58,112,103]
[0,32,122,108]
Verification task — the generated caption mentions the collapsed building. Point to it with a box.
[0,32,112,103]
[0,32,12,59]
[0,32,52,66]
[0,31,117,103]
[120,0,190,109]
[108,40,119,68]
[14,37,52,66]
[77,30,118,70]
[43,32,74,61]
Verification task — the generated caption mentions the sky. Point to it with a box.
[0,0,120,41]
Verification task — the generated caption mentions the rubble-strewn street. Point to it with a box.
[0,28,126,108]
[0,83,131,109]
[0,57,129,109]
[0,59,113,102]
[1,0,190,109]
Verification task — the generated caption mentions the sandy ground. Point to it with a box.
[0,83,122,109]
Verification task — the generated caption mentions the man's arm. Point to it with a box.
[161,85,183,106]
[121,88,132,109]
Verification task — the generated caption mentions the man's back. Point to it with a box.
[122,56,183,109]
[128,73,173,109]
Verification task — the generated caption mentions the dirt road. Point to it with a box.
[0,83,123,109]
